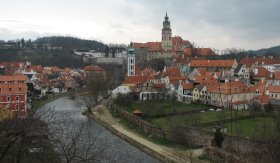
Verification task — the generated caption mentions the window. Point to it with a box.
[16,96,19,101]
[0,88,1,92]
[16,104,19,111]
[9,88,12,91]
[7,96,10,101]
[19,87,22,91]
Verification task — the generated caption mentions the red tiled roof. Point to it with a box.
[132,42,162,51]
[267,85,280,93]
[194,75,218,85]
[239,57,280,68]
[154,83,166,89]
[0,75,27,94]
[25,65,44,73]
[252,67,270,77]
[0,74,27,82]
[190,60,235,67]
[182,83,193,90]
[209,81,253,95]
[197,68,208,75]
[51,66,64,73]
[162,66,181,77]
[123,76,149,85]
[183,48,216,56]
[84,65,105,72]
[254,95,271,104]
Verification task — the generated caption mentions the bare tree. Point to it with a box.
[50,116,111,163]
[0,105,115,163]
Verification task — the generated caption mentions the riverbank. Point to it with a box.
[29,91,74,113]
[89,103,207,163]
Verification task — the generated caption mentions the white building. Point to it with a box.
[112,85,132,99]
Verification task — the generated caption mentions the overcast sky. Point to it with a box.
[0,0,279,50]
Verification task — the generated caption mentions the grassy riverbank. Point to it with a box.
[89,103,207,163]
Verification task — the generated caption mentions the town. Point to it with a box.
[1,10,280,163]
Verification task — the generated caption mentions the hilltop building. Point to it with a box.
[132,13,216,62]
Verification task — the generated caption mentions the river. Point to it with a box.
[40,96,160,163]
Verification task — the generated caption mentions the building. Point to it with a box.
[132,13,194,62]
[0,74,28,118]
[208,81,254,109]
[83,65,106,80]
[177,83,193,103]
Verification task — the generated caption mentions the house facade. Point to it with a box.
[0,74,28,117]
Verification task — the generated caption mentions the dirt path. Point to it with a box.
[91,102,207,163]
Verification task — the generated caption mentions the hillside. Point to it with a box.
[34,36,108,51]
[247,45,280,56]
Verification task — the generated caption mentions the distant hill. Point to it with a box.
[34,36,108,51]
[247,45,280,56]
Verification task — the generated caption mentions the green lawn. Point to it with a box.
[125,100,210,117]
[150,109,251,129]
[204,117,276,139]
[200,109,251,123]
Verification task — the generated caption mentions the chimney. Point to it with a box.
[253,56,256,59]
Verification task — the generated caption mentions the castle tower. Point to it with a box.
[127,42,135,76]
[161,12,172,50]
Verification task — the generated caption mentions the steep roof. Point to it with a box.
[190,60,236,67]
[234,64,244,73]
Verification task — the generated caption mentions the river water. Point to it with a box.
[40,96,160,163]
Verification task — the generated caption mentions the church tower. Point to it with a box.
[161,12,172,50]
[127,42,135,76]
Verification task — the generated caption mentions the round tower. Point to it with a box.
[161,12,172,50]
